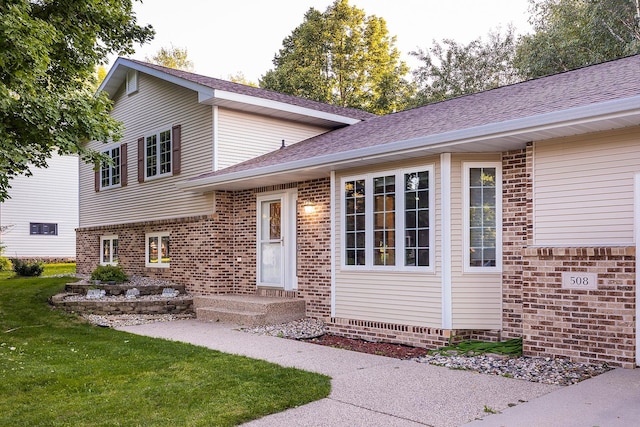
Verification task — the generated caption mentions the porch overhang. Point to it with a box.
[176,95,640,193]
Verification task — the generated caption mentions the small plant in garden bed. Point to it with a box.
[429,337,523,357]
[90,264,128,283]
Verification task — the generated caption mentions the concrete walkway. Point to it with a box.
[117,320,640,426]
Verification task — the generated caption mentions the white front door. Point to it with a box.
[257,191,297,290]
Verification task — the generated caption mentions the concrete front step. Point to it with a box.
[193,294,305,326]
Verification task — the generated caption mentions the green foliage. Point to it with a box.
[11,259,44,277]
[145,44,194,71]
[0,0,154,202]
[260,0,414,114]
[430,338,523,357]
[90,264,127,283]
[0,256,11,272]
[410,26,521,106]
[0,276,331,425]
[514,0,640,79]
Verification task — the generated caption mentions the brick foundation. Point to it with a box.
[76,179,334,320]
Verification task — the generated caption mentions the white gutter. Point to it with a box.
[177,95,640,192]
[211,90,362,125]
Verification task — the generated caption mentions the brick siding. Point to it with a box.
[522,246,636,368]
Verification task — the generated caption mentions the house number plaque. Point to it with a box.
[561,272,598,290]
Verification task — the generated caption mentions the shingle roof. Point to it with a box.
[191,54,640,181]
[125,59,376,122]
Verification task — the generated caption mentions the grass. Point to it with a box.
[42,262,77,276]
[0,275,331,426]
[0,262,76,280]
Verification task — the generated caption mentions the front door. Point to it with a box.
[257,191,297,290]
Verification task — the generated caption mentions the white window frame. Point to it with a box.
[463,162,502,273]
[100,235,118,266]
[145,231,170,268]
[144,128,173,180]
[100,144,122,190]
[341,165,435,271]
[126,70,138,95]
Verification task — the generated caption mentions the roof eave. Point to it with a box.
[98,58,365,127]
[176,95,640,193]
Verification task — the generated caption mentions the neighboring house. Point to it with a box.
[0,154,78,260]
[78,55,640,368]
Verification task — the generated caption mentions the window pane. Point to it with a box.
[102,239,110,263]
[161,236,170,263]
[111,147,120,185]
[373,175,395,266]
[345,179,366,265]
[113,239,118,263]
[148,236,158,263]
[405,171,429,266]
[146,135,157,177]
[159,130,171,174]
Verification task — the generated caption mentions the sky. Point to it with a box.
[114,0,533,82]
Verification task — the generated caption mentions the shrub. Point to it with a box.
[0,256,12,272]
[90,264,128,283]
[11,259,44,277]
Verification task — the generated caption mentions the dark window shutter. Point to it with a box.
[94,163,100,192]
[137,137,144,183]
[120,143,128,187]
[172,124,181,175]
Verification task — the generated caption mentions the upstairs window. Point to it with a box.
[30,223,58,235]
[342,166,433,270]
[138,125,181,182]
[146,129,172,178]
[101,146,121,189]
[95,144,127,192]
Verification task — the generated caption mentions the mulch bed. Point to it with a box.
[302,334,431,359]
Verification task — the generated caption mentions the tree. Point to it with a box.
[515,0,640,79]
[410,27,521,105]
[145,44,194,71]
[260,0,414,114]
[0,0,154,201]
[227,72,257,87]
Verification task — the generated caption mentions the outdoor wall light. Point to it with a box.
[303,200,316,214]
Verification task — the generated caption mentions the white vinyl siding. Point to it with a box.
[450,154,502,330]
[334,157,442,328]
[80,73,214,227]
[216,108,328,171]
[534,127,640,246]
[0,154,78,258]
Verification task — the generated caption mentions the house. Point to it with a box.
[1,154,78,260]
[78,55,640,368]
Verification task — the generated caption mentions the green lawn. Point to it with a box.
[0,276,330,426]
